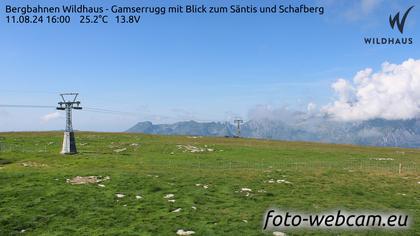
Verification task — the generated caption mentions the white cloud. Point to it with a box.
[0,110,10,117]
[41,111,62,123]
[343,0,383,21]
[307,103,317,113]
[324,58,420,121]
[360,0,382,13]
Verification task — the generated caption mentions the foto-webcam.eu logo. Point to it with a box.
[364,6,414,45]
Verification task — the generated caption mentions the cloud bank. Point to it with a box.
[324,58,420,121]
[41,111,62,123]
[247,105,308,124]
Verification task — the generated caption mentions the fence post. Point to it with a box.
[398,163,402,174]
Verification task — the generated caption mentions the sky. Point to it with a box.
[0,0,419,131]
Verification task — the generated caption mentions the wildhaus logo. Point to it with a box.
[389,6,414,33]
[364,6,414,45]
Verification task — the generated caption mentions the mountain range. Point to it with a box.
[126,115,420,148]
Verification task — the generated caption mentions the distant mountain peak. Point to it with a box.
[126,118,420,148]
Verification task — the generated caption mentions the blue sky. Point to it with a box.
[0,0,419,131]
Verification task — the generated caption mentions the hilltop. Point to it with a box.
[0,132,418,235]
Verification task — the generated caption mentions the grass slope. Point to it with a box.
[0,132,419,235]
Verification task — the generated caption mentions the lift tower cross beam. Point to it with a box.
[234,119,243,138]
[56,93,82,154]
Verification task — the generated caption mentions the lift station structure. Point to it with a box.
[56,93,82,154]
[234,119,243,138]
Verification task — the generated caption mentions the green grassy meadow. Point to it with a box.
[0,132,419,235]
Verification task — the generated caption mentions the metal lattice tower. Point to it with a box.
[234,119,243,138]
[56,93,82,154]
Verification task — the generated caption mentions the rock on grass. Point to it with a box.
[176,229,195,235]
[273,232,286,236]
[66,176,110,185]
[172,208,182,213]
